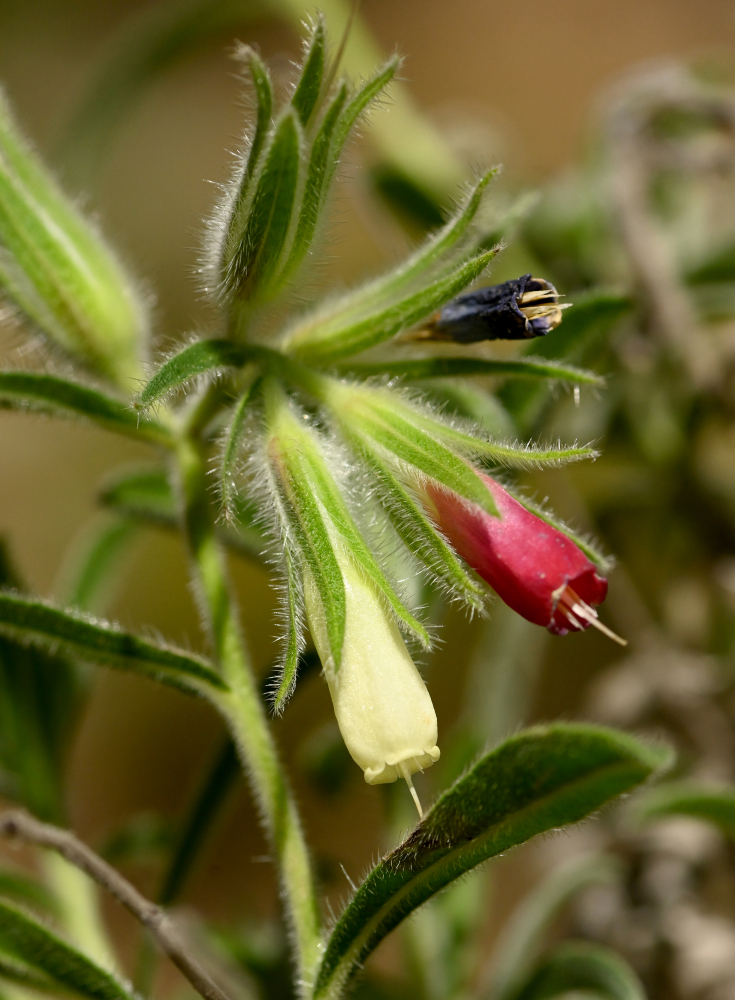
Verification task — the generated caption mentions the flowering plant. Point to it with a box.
[0,11,684,1000]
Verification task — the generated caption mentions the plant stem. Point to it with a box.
[174,432,322,995]
[0,811,230,1000]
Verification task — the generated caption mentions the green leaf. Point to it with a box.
[136,340,257,410]
[487,854,623,1000]
[630,779,735,839]
[220,380,261,520]
[267,387,429,653]
[57,516,139,614]
[222,110,302,302]
[0,898,134,1000]
[522,290,633,363]
[504,489,613,575]
[158,737,240,905]
[0,592,226,697]
[336,356,604,385]
[236,47,274,196]
[99,464,177,524]
[314,723,670,1000]
[358,449,486,610]
[0,541,76,824]
[288,247,499,363]
[0,372,171,445]
[500,290,632,431]
[512,942,645,1000]
[270,546,304,714]
[275,83,349,286]
[0,91,144,387]
[299,443,431,649]
[413,379,517,439]
[421,416,599,469]
[98,464,265,563]
[300,169,494,342]
[272,452,346,672]
[334,389,499,516]
[291,15,326,126]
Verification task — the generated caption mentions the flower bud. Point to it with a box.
[424,474,623,642]
[0,91,145,387]
[302,552,440,790]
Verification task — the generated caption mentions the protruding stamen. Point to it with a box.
[571,602,628,646]
[555,585,628,646]
[398,760,424,819]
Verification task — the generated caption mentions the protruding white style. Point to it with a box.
[303,555,440,789]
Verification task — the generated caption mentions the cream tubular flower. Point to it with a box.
[303,552,439,811]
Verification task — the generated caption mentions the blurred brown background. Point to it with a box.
[1,0,734,966]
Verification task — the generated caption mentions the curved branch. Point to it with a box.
[0,810,231,1000]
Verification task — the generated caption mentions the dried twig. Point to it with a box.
[0,810,231,1000]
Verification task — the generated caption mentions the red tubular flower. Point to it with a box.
[424,473,624,641]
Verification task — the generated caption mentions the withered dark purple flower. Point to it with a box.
[419,274,566,343]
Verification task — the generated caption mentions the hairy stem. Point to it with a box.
[174,431,322,994]
[0,811,230,1000]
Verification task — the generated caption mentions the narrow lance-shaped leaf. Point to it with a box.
[136,340,260,410]
[222,110,302,302]
[336,356,604,385]
[57,516,139,615]
[512,942,645,1000]
[287,247,499,363]
[414,412,599,469]
[291,15,326,126]
[500,290,632,431]
[266,385,430,654]
[356,445,486,611]
[314,723,670,1000]
[235,46,273,198]
[329,386,499,516]
[271,545,305,714]
[630,780,735,840]
[0,898,135,1000]
[267,429,346,672]
[414,379,517,439]
[299,441,431,648]
[275,82,348,286]
[0,592,226,697]
[220,379,261,520]
[487,854,623,1000]
[158,737,240,906]
[0,542,76,824]
[0,372,171,445]
[292,168,495,343]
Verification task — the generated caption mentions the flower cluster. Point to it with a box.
[130,19,616,809]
